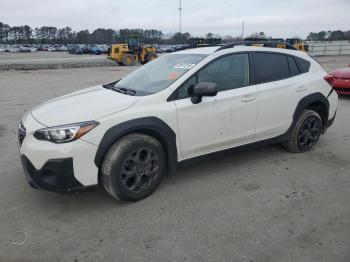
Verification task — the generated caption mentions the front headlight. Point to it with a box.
[34,121,99,143]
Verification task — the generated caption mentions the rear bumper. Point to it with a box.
[21,155,96,193]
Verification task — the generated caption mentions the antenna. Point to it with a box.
[179,0,182,34]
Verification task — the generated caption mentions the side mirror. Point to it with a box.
[190,82,218,104]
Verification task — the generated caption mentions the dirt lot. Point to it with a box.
[0,56,349,262]
[0,51,114,70]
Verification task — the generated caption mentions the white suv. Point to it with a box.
[18,45,338,201]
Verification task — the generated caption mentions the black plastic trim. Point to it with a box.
[327,88,334,98]
[95,117,177,174]
[20,156,93,193]
[288,92,329,136]
[326,110,336,128]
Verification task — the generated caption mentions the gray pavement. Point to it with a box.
[0,57,349,262]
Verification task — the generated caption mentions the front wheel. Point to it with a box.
[145,52,157,63]
[282,110,322,153]
[122,54,135,66]
[101,134,166,201]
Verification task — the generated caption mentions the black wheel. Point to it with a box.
[145,52,157,63]
[282,110,322,153]
[117,62,124,66]
[122,54,135,66]
[101,134,166,201]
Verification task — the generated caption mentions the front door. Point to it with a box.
[174,53,258,159]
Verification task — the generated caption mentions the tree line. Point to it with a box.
[2,21,349,45]
[0,22,195,45]
[307,30,350,41]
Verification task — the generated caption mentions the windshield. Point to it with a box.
[114,54,207,95]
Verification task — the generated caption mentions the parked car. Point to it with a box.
[19,46,31,52]
[5,46,19,53]
[81,45,90,54]
[328,67,350,95]
[56,45,68,52]
[68,45,83,55]
[0,48,5,53]
[90,45,102,55]
[18,46,338,201]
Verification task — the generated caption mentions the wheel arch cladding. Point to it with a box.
[94,117,178,174]
[293,92,329,131]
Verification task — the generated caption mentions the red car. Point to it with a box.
[329,67,350,95]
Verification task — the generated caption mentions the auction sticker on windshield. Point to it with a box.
[173,63,196,70]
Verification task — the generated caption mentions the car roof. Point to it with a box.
[173,45,306,57]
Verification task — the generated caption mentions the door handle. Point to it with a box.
[241,94,256,102]
[295,87,307,92]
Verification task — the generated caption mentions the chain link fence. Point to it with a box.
[307,41,350,56]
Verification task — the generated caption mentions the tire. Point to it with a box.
[101,134,166,201]
[145,52,157,63]
[117,62,124,66]
[282,110,322,153]
[122,54,135,66]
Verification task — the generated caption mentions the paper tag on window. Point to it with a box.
[173,63,196,70]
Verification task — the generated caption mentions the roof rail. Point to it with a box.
[215,41,297,52]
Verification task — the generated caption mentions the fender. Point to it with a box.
[94,117,177,174]
[292,92,329,129]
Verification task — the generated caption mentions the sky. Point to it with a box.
[0,0,349,38]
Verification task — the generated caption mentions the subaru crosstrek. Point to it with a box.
[18,45,338,201]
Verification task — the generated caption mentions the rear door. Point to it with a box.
[253,52,307,140]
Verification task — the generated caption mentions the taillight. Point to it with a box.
[324,74,335,88]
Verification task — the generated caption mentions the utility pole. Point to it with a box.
[179,0,182,34]
[241,20,245,40]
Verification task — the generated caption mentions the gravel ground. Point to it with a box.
[0,56,349,262]
[0,51,116,70]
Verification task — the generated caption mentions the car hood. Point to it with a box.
[31,85,138,127]
[330,68,350,79]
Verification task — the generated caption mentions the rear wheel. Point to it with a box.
[282,110,322,153]
[101,134,166,201]
[122,54,135,66]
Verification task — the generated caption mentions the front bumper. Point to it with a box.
[19,112,100,192]
[21,155,94,193]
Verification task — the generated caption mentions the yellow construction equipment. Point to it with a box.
[286,38,309,52]
[243,38,309,52]
[107,36,158,66]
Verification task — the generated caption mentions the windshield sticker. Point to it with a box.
[173,63,196,70]
[168,72,178,80]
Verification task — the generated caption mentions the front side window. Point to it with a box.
[253,52,290,84]
[177,53,250,99]
[114,54,207,96]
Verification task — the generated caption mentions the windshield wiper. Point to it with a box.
[111,86,136,96]
[102,79,120,89]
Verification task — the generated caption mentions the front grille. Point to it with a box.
[18,122,26,147]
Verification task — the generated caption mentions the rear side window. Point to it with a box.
[294,57,311,73]
[288,56,300,77]
[253,53,290,84]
